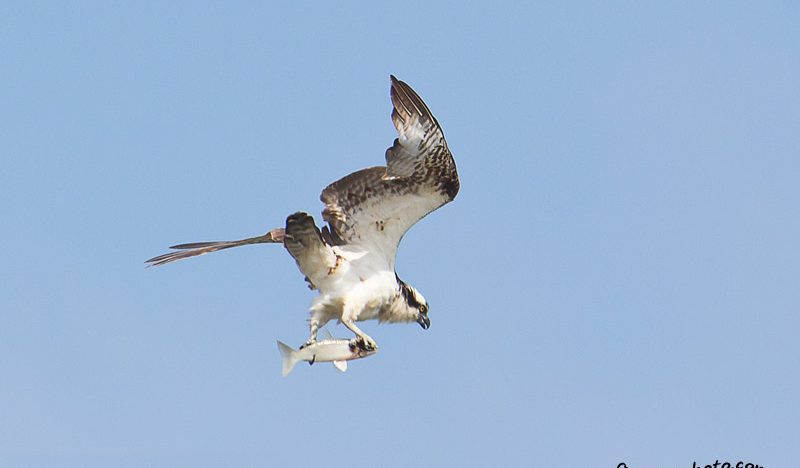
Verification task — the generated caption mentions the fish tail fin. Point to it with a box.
[277,341,299,376]
[332,360,347,372]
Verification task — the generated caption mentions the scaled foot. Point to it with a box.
[299,339,316,350]
[352,335,378,352]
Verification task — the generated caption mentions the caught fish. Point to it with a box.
[276,338,377,376]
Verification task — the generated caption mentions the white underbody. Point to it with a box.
[308,245,412,330]
[300,188,444,343]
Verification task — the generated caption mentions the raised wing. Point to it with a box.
[320,76,459,267]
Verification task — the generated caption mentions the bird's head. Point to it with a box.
[398,278,430,330]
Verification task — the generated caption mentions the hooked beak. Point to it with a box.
[417,314,430,330]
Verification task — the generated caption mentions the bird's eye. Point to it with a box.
[420,304,428,314]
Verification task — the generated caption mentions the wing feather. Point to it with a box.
[284,212,336,288]
[320,77,459,267]
[385,75,447,178]
[144,228,284,267]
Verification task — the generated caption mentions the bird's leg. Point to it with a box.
[342,319,378,351]
[300,317,320,349]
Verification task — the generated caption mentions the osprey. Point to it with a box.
[146,76,459,352]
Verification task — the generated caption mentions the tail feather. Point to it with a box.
[145,228,284,267]
[276,341,299,376]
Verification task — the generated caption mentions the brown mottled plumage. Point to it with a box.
[319,76,459,268]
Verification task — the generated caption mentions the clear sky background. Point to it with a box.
[2,2,798,467]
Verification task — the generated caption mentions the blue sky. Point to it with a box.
[2,2,798,467]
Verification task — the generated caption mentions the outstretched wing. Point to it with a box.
[145,228,285,267]
[320,76,459,267]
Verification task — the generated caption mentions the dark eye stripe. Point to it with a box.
[397,278,422,309]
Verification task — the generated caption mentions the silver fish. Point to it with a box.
[277,338,377,376]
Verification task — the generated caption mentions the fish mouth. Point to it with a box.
[417,314,430,330]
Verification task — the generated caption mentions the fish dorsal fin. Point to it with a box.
[322,328,336,340]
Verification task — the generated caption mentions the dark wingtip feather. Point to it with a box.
[389,76,436,125]
[169,241,226,250]
[144,229,285,267]
[144,249,204,266]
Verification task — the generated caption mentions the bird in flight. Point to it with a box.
[146,76,459,352]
